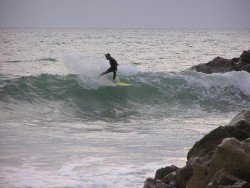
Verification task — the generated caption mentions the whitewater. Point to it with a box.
[0,29,250,187]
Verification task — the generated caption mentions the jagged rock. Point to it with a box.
[186,163,209,188]
[161,172,176,184]
[155,165,179,180]
[187,137,250,188]
[192,57,234,74]
[208,137,250,182]
[244,64,250,72]
[228,109,250,129]
[175,165,193,188]
[244,138,250,144]
[187,110,250,161]
[146,110,250,188]
[240,50,250,64]
[207,169,249,188]
[191,50,250,74]
[144,177,168,188]
[233,50,250,72]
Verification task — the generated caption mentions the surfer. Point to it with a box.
[100,53,119,81]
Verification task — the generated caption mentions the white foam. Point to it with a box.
[185,71,250,96]
[0,157,170,188]
[221,71,250,96]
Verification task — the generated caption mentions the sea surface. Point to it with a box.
[0,29,250,187]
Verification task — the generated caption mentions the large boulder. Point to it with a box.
[208,138,250,182]
[207,169,249,188]
[192,57,234,74]
[240,50,250,64]
[155,165,179,180]
[187,138,250,188]
[191,50,250,74]
[144,165,179,188]
[233,50,250,72]
[175,164,193,188]
[143,177,167,188]
[187,110,250,161]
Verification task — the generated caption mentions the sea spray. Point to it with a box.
[183,71,250,97]
[63,53,112,89]
[63,53,140,89]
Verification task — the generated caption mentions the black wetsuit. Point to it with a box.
[101,57,118,80]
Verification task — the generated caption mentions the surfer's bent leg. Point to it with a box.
[100,67,117,80]
[100,71,107,76]
[113,70,117,80]
[100,67,112,76]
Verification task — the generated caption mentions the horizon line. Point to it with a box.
[1,26,250,30]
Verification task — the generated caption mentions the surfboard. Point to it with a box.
[115,81,132,87]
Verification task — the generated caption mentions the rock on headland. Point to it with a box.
[144,110,250,188]
[191,50,250,74]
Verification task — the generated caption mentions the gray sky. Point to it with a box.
[0,0,250,28]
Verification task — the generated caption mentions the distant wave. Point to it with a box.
[37,58,57,62]
[4,58,58,63]
[4,60,22,63]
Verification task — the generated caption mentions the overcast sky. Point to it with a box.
[0,0,250,28]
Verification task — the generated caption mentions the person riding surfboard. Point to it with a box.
[100,53,119,81]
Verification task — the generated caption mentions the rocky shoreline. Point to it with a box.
[144,50,250,188]
[144,110,250,188]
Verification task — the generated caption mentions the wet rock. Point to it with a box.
[155,165,179,180]
[244,64,250,72]
[191,50,250,73]
[186,163,208,188]
[144,177,168,188]
[192,56,233,74]
[207,169,249,188]
[145,110,250,188]
[208,137,250,182]
[240,50,250,64]
[186,137,250,188]
[187,110,250,161]
[161,172,176,184]
[176,165,193,188]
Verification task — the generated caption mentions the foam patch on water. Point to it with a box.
[0,156,182,188]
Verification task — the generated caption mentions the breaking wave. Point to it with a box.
[1,71,249,112]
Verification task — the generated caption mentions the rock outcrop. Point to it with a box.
[191,50,250,74]
[144,110,250,188]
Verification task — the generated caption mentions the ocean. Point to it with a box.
[0,29,250,187]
